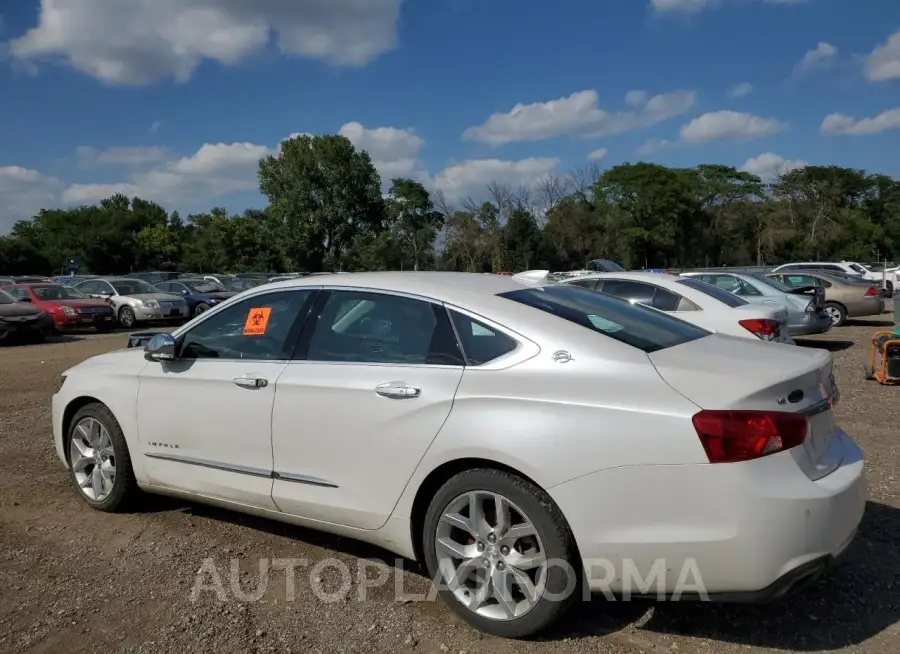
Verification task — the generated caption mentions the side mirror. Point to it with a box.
[181,289,189,295]
[144,333,176,362]
[18,297,32,303]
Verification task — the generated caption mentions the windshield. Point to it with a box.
[746,273,793,293]
[676,278,748,307]
[32,285,88,300]
[848,263,869,274]
[499,285,709,353]
[184,280,226,293]
[223,278,261,291]
[111,280,159,295]
[0,290,14,305]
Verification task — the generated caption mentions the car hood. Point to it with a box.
[44,299,110,308]
[124,292,183,302]
[0,302,43,317]
[63,347,147,376]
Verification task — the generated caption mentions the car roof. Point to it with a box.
[262,271,532,301]
[565,271,683,283]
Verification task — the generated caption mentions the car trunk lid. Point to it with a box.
[648,335,840,480]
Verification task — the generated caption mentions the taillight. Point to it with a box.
[692,410,808,463]
[865,286,879,297]
[738,318,779,340]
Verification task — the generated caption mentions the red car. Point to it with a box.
[1,283,115,333]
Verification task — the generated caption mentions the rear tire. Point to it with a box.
[66,402,138,512]
[824,301,847,327]
[422,468,580,638]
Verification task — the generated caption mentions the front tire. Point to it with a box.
[824,301,847,327]
[422,469,580,638]
[194,302,210,317]
[118,306,136,329]
[66,403,138,512]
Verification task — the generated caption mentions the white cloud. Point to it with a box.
[727,82,753,98]
[864,30,900,82]
[62,141,272,205]
[76,145,170,168]
[740,153,806,180]
[462,89,696,146]
[587,148,608,161]
[0,166,62,232]
[680,110,787,142]
[7,0,405,85]
[795,41,838,73]
[637,139,672,155]
[338,122,426,182]
[821,107,900,135]
[651,0,810,12]
[428,157,561,203]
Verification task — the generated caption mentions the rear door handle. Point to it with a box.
[233,376,268,389]
[375,382,421,399]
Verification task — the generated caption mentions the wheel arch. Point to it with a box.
[408,457,562,567]
[61,395,105,454]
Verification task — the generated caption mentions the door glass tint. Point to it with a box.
[651,287,681,311]
[307,291,463,365]
[675,278,748,307]
[178,290,313,360]
[567,278,599,290]
[600,280,655,306]
[448,310,518,365]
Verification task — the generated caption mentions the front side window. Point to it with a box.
[500,285,709,354]
[306,291,463,365]
[178,290,314,360]
[0,290,15,305]
[3,287,28,300]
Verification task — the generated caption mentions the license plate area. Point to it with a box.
[169,308,179,317]
[804,408,835,464]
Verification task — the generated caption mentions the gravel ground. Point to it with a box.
[0,320,898,654]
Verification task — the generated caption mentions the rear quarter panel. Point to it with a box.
[390,349,708,520]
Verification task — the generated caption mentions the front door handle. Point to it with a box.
[375,382,421,399]
[233,376,268,389]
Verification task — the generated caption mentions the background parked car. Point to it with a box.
[53,275,97,286]
[203,274,264,292]
[155,278,237,317]
[679,271,831,336]
[0,289,53,343]
[767,269,885,326]
[555,271,795,343]
[12,275,53,283]
[1,283,115,332]
[73,277,188,328]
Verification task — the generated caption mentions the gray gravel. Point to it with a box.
[0,321,897,653]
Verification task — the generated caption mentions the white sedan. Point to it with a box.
[52,272,864,638]
[544,271,795,344]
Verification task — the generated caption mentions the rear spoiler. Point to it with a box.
[126,332,167,348]
[511,270,551,285]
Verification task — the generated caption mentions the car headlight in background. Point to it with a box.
[144,299,159,308]
[61,305,76,316]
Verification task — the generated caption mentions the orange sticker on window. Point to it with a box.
[243,307,272,336]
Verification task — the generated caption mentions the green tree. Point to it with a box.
[258,134,386,271]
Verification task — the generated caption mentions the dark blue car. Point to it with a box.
[155,279,237,317]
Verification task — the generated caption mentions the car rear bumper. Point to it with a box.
[548,429,866,597]
[789,313,833,336]
[847,297,885,318]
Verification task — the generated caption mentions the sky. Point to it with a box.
[1,0,899,232]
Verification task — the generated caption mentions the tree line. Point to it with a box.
[2,133,900,277]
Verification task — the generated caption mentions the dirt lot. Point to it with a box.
[0,321,898,654]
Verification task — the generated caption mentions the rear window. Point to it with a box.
[499,285,709,353]
[676,278,748,308]
[746,273,792,293]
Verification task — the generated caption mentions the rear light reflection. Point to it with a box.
[738,318,779,341]
[692,410,808,463]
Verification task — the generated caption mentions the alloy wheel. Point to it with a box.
[434,490,547,621]
[69,417,116,502]
[825,306,842,325]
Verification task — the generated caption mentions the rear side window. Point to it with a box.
[600,280,655,306]
[652,287,682,311]
[676,278,748,308]
[567,278,599,290]
[499,285,709,353]
[448,310,518,365]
